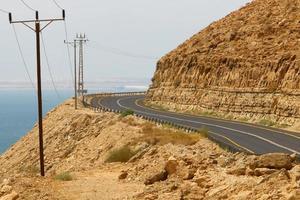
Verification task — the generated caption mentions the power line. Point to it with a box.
[52,0,64,10]
[89,40,159,60]
[0,8,9,14]
[63,21,74,82]
[12,24,36,90]
[19,0,36,11]
[41,32,62,99]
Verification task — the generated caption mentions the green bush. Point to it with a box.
[105,146,137,163]
[54,172,73,181]
[121,109,134,117]
[198,126,209,138]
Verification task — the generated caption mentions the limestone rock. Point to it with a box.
[144,170,168,185]
[165,156,178,175]
[0,185,12,194]
[286,189,300,200]
[0,191,19,200]
[289,165,300,183]
[226,167,246,176]
[253,168,277,176]
[146,0,300,126]
[118,171,128,180]
[249,153,293,170]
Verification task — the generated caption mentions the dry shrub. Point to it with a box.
[105,146,138,163]
[54,172,73,181]
[258,119,276,127]
[141,122,154,134]
[19,165,40,174]
[121,116,139,126]
[139,122,201,146]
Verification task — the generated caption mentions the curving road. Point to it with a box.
[91,94,300,156]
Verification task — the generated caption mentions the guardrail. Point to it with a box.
[83,92,251,154]
[83,91,146,108]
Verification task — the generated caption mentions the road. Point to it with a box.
[91,94,300,155]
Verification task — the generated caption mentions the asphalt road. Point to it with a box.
[91,95,300,155]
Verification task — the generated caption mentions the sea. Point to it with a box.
[0,86,147,154]
[0,89,73,154]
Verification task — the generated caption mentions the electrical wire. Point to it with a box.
[89,40,159,60]
[19,0,36,11]
[52,0,64,10]
[63,21,74,83]
[0,8,9,14]
[12,24,36,90]
[41,33,62,99]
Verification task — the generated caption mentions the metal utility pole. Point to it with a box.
[9,10,65,177]
[76,34,88,103]
[64,40,78,109]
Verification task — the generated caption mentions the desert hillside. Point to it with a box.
[147,0,300,128]
[0,99,299,199]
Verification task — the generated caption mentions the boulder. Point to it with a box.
[286,189,300,200]
[0,191,19,200]
[182,168,197,180]
[249,153,293,170]
[253,168,277,176]
[226,167,246,176]
[289,165,300,183]
[217,155,235,167]
[0,185,12,194]
[144,170,168,185]
[165,156,178,175]
[118,171,128,180]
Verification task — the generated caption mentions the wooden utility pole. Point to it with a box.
[9,10,65,177]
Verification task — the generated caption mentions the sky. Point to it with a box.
[0,0,250,88]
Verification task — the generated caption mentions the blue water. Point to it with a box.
[0,86,147,154]
[0,89,73,154]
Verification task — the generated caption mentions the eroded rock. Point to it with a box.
[144,170,168,185]
[0,191,19,200]
[165,156,178,175]
[249,153,293,170]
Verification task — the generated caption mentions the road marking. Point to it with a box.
[114,97,254,153]
[209,131,255,154]
[116,96,300,155]
[135,98,300,140]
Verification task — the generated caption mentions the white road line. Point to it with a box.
[116,97,300,155]
[135,98,300,141]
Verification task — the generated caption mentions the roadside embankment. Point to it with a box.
[0,99,299,199]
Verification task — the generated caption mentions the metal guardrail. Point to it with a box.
[83,92,250,154]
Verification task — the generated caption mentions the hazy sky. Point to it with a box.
[0,0,250,86]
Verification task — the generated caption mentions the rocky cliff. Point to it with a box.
[147,0,300,127]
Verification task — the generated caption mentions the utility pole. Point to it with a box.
[9,10,65,177]
[64,40,78,109]
[76,34,88,103]
[65,34,88,108]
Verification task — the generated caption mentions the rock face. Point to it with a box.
[147,0,300,125]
